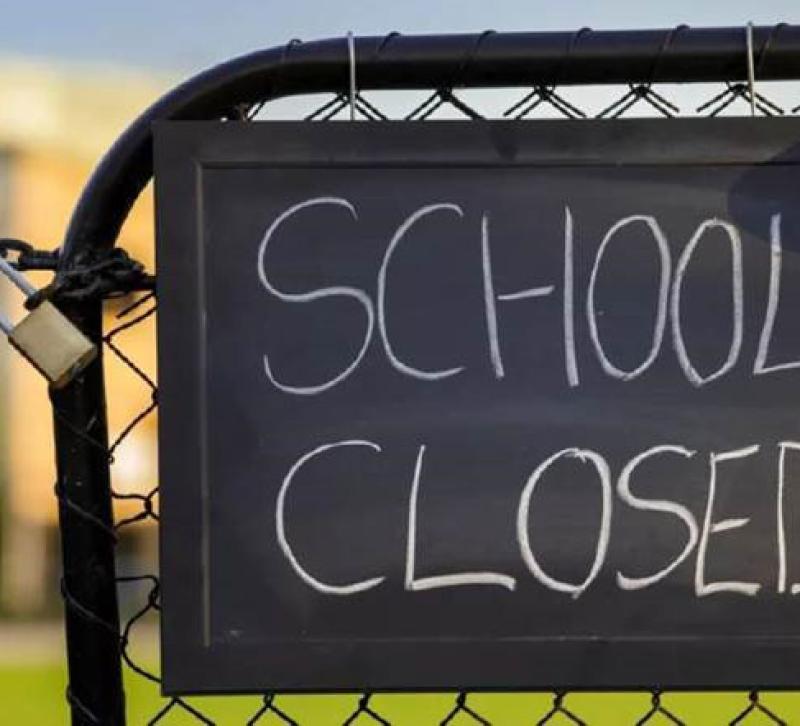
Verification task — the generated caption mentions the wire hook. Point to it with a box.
[746,22,756,117]
[347,31,357,121]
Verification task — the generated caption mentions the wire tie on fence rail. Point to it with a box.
[347,31,357,121]
[557,26,593,88]
[746,22,757,116]
[755,22,791,115]
[249,37,304,119]
[372,30,401,62]
[456,29,496,85]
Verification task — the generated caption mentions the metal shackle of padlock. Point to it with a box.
[0,255,97,388]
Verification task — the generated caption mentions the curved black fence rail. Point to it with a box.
[49,24,800,725]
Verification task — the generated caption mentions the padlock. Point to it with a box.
[0,255,97,388]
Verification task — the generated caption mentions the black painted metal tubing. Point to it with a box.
[61,25,800,264]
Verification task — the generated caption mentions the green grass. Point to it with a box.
[1,664,799,724]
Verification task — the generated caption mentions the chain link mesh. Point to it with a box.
[60,43,800,723]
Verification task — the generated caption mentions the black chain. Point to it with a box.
[0,239,154,308]
[0,238,60,271]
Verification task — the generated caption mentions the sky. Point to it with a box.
[0,0,798,74]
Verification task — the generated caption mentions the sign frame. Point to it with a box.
[155,118,800,694]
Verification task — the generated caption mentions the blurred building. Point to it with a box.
[0,57,169,615]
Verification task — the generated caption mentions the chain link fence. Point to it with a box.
[46,25,800,724]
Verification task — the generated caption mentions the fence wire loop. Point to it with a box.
[342,694,392,726]
[696,80,785,116]
[405,30,495,121]
[504,26,591,119]
[59,578,118,636]
[597,24,687,118]
[66,687,103,726]
[634,690,685,725]
[440,692,490,725]
[54,477,119,541]
[729,691,788,725]
[537,691,587,726]
[246,694,299,725]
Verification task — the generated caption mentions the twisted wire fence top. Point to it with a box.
[51,26,800,725]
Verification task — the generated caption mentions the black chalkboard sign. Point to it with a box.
[155,118,800,694]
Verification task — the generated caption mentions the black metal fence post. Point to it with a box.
[51,298,124,726]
